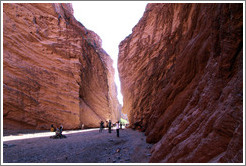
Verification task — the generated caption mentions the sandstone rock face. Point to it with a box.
[3,3,120,130]
[118,3,243,163]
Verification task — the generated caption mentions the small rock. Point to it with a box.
[116,148,121,152]
[113,160,116,163]
[147,154,151,156]
[3,144,16,148]
[117,156,121,159]
[9,144,16,147]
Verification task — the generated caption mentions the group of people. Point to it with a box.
[50,124,66,139]
[50,120,124,139]
[99,120,121,137]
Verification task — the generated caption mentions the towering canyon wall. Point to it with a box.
[3,3,120,130]
[118,3,243,162]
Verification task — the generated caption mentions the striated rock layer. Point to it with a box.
[3,3,120,130]
[118,3,243,163]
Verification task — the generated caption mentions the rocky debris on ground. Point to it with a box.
[3,129,152,163]
[3,144,16,148]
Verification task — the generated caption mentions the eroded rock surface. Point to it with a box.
[118,3,243,162]
[3,3,120,130]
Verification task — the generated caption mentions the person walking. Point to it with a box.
[108,120,112,133]
[81,124,84,130]
[116,121,120,137]
[99,121,104,133]
[120,122,123,129]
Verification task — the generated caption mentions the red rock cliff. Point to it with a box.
[118,3,243,162]
[3,3,120,130]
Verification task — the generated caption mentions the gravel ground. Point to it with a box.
[3,128,153,163]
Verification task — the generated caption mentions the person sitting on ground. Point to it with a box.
[56,127,60,137]
[50,124,55,132]
[59,124,63,133]
[50,127,66,139]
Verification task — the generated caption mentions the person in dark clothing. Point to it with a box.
[108,120,112,133]
[50,127,66,139]
[99,121,104,133]
[59,124,63,134]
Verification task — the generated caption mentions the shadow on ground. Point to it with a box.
[3,128,152,163]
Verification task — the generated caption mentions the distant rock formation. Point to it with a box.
[118,3,243,162]
[3,3,120,130]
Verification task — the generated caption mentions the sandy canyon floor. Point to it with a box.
[3,128,152,163]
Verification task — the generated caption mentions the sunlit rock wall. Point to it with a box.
[118,3,243,162]
[3,3,120,130]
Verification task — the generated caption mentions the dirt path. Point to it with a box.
[3,128,153,163]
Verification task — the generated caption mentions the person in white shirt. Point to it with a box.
[116,121,120,137]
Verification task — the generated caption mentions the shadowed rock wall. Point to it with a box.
[3,3,120,130]
[118,3,243,162]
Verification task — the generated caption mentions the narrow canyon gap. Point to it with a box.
[3,3,121,130]
[118,3,243,163]
[2,2,244,164]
